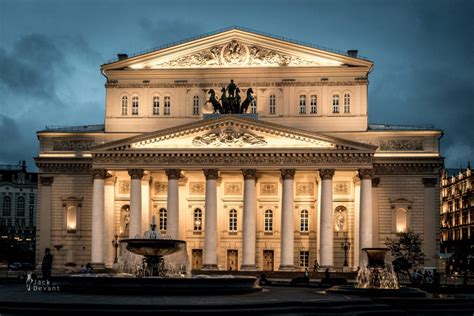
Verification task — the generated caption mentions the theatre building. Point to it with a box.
[35,27,443,272]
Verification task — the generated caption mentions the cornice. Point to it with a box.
[35,157,92,174]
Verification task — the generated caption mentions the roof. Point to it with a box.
[40,124,105,133]
[103,26,370,65]
[368,123,438,131]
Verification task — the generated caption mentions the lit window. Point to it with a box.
[310,95,317,114]
[396,208,408,233]
[121,96,128,115]
[159,208,167,231]
[3,196,11,216]
[269,95,276,114]
[193,96,200,115]
[299,251,309,268]
[17,197,25,217]
[132,96,139,115]
[194,208,202,231]
[299,95,306,114]
[332,94,340,113]
[229,209,237,232]
[344,93,350,113]
[153,96,160,115]
[264,209,273,232]
[300,209,309,232]
[164,96,171,115]
[66,206,77,233]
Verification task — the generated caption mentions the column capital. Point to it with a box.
[280,169,295,180]
[422,177,437,187]
[39,176,54,186]
[203,169,219,180]
[105,176,117,185]
[165,169,181,180]
[242,169,257,180]
[372,178,380,187]
[92,169,107,180]
[128,169,144,180]
[319,169,335,180]
[358,169,373,180]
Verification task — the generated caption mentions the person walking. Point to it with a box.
[313,259,319,272]
[41,248,53,280]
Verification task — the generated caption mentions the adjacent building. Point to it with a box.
[35,27,443,272]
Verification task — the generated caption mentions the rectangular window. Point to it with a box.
[121,96,128,116]
[229,210,237,232]
[164,96,171,115]
[132,96,139,115]
[310,95,317,114]
[153,96,160,115]
[264,210,273,232]
[332,94,340,113]
[299,95,306,114]
[269,95,276,114]
[299,251,309,268]
[344,94,350,113]
[193,96,200,115]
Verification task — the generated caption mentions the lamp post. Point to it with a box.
[341,238,351,269]
[112,234,119,264]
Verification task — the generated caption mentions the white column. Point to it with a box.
[279,169,295,271]
[423,177,438,267]
[104,175,116,268]
[128,169,144,238]
[359,169,373,252]
[353,178,361,269]
[37,176,53,269]
[319,169,334,268]
[241,169,257,270]
[166,169,181,239]
[203,169,219,270]
[372,178,380,247]
[91,169,106,265]
[141,175,151,234]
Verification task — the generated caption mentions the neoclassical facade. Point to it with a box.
[35,27,443,272]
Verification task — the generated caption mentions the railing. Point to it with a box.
[104,25,370,64]
[369,123,435,130]
[44,124,104,132]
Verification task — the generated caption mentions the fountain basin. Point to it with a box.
[326,285,426,297]
[362,247,390,268]
[121,239,186,257]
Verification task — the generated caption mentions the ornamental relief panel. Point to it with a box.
[192,128,266,147]
[379,140,423,151]
[295,182,314,196]
[154,182,168,195]
[189,182,205,195]
[224,182,242,195]
[118,180,130,194]
[260,182,278,195]
[53,140,96,151]
[333,181,351,195]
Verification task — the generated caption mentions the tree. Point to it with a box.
[385,231,425,284]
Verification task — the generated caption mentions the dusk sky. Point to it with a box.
[0,0,473,170]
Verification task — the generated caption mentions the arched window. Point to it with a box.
[192,96,200,115]
[229,209,237,232]
[396,208,408,233]
[310,95,317,114]
[66,205,77,232]
[264,209,273,232]
[3,196,11,216]
[164,96,171,115]
[121,96,128,115]
[250,99,257,114]
[153,96,160,115]
[332,94,340,113]
[132,96,139,115]
[194,208,202,231]
[300,209,309,232]
[269,95,276,114]
[344,93,350,113]
[17,197,25,217]
[159,208,167,231]
[299,95,306,114]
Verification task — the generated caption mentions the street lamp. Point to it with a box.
[341,238,351,268]
[112,234,119,264]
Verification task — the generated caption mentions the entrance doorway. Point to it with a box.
[263,250,274,271]
[227,250,238,271]
[192,249,203,270]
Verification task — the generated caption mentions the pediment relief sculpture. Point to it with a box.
[192,128,266,147]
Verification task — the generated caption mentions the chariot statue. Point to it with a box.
[206,79,255,114]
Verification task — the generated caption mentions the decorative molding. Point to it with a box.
[36,158,92,174]
[422,177,438,187]
[319,169,335,180]
[389,197,414,210]
[333,181,350,194]
[154,182,168,195]
[242,169,257,180]
[189,182,205,195]
[224,182,242,195]
[358,169,373,180]
[374,163,442,175]
[119,180,130,194]
[165,169,181,180]
[260,182,277,195]
[379,140,423,151]
[53,140,96,151]
[203,169,219,180]
[128,169,144,180]
[39,176,54,186]
[192,128,266,147]
[280,169,296,180]
[372,178,380,188]
[92,169,107,180]
[296,182,314,195]
[104,175,117,185]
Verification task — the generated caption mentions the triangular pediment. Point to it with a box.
[93,115,376,153]
[102,27,372,71]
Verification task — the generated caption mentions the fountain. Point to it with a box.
[326,247,426,297]
[52,216,260,294]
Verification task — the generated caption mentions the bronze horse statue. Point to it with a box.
[240,88,255,114]
[206,89,222,113]
[220,87,230,114]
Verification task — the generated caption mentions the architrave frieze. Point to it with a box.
[374,163,442,175]
[35,158,92,174]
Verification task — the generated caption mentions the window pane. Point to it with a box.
[193,96,200,115]
[159,208,167,231]
[269,95,276,114]
[121,96,128,115]
[164,96,171,115]
[310,95,317,114]
[194,208,202,231]
[332,94,339,113]
[132,96,139,115]
[299,95,306,114]
[344,93,350,113]
[153,96,160,115]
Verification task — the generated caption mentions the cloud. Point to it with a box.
[138,18,206,48]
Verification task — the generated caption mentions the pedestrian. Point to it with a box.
[304,267,310,286]
[41,248,53,280]
[85,262,94,274]
[325,267,330,279]
[432,269,440,298]
[313,259,319,272]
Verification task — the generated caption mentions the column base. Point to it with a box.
[240,264,257,271]
[201,264,219,271]
[278,265,294,271]
[91,262,106,271]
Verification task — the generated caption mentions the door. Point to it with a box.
[263,250,274,271]
[192,249,203,271]
[227,250,238,271]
